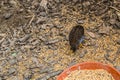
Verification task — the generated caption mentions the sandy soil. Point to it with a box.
[0,0,120,80]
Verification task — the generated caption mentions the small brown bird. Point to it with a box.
[69,25,84,52]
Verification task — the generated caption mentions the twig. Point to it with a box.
[36,70,63,80]
[109,6,120,13]
[27,14,35,27]
[0,58,6,61]
[0,34,6,37]
[39,67,53,74]
[0,38,5,45]
[18,34,31,42]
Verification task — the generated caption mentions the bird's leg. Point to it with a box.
[79,36,86,48]
[79,40,86,48]
[78,35,85,48]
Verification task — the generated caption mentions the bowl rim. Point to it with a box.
[57,62,120,80]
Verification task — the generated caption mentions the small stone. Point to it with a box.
[77,19,84,24]
[3,12,13,19]
[8,68,16,75]
[9,59,17,65]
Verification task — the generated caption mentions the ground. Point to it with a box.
[0,0,120,80]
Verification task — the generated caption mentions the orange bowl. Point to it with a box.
[57,62,120,80]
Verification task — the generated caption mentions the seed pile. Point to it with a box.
[64,69,115,80]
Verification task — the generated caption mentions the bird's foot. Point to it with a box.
[79,43,84,48]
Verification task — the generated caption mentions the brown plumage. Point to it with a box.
[69,25,84,52]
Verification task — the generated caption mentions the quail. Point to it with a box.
[69,25,84,52]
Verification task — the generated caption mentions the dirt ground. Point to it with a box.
[0,0,120,80]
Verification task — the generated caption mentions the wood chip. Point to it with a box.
[87,31,96,38]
